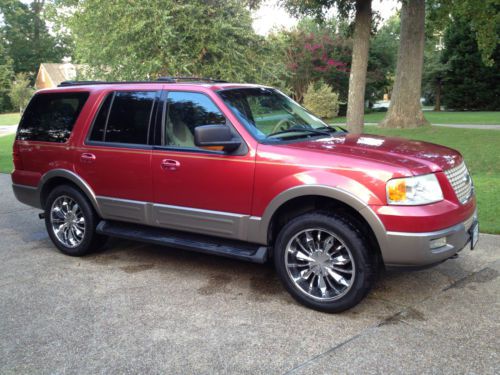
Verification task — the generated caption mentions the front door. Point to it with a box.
[151,90,255,239]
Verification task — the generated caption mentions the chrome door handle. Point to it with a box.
[161,159,180,171]
[80,153,96,163]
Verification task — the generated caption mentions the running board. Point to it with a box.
[96,220,268,264]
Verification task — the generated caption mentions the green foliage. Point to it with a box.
[367,14,399,103]
[283,0,355,20]
[0,0,71,78]
[0,42,14,112]
[441,16,500,110]
[427,0,499,65]
[303,81,339,118]
[59,0,278,84]
[276,22,350,102]
[9,73,34,113]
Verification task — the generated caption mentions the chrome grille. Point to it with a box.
[444,162,473,204]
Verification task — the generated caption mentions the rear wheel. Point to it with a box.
[45,185,107,256]
[274,212,375,313]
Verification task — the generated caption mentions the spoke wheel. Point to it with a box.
[50,195,86,248]
[274,212,376,313]
[285,228,355,301]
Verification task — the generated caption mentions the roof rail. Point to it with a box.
[58,80,154,87]
[156,76,228,83]
[58,77,228,87]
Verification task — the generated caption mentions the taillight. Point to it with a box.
[12,141,24,171]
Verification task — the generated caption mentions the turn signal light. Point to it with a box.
[387,179,406,202]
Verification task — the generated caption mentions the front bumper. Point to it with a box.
[381,211,478,267]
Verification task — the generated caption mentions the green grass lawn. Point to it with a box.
[330,111,500,125]
[0,126,498,233]
[0,134,15,173]
[0,113,20,126]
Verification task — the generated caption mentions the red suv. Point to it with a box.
[11,78,478,312]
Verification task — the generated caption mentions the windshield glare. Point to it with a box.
[217,88,339,141]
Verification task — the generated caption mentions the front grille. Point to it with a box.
[444,162,474,204]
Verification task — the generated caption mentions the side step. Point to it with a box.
[96,220,268,264]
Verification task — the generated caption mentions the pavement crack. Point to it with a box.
[443,267,498,291]
[283,326,378,375]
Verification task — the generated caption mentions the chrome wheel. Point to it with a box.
[285,228,355,301]
[50,195,86,248]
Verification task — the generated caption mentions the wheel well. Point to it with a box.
[40,177,84,210]
[267,195,382,265]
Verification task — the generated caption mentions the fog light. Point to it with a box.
[430,237,447,249]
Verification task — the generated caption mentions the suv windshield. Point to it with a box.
[217,88,344,141]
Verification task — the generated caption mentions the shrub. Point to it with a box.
[9,73,34,113]
[303,81,339,119]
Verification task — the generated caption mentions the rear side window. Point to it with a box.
[89,91,156,145]
[17,92,89,143]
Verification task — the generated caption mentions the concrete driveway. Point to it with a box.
[0,173,498,374]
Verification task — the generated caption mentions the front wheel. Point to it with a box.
[274,213,375,313]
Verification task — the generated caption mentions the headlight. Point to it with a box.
[386,174,443,205]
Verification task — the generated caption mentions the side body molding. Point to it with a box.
[39,169,102,216]
[247,185,388,249]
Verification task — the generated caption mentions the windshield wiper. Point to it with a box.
[266,127,331,139]
[316,125,348,133]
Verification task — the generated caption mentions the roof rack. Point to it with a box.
[58,77,228,87]
[157,76,228,83]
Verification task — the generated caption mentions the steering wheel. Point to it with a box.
[271,118,296,134]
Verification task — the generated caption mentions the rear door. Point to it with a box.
[75,89,160,224]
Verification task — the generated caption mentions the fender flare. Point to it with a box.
[38,169,102,216]
[248,185,388,250]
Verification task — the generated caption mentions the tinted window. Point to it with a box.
[89,93,113,142]
[17,92,89,142]
[90,91,156,145]
[165,92,226,147]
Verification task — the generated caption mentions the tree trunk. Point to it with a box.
[346,0,372,134]
[379,0,428,128]
[434,80,441,111]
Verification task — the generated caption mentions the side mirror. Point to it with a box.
[194,125,242,152]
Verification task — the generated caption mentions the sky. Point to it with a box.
[252,0,400,35]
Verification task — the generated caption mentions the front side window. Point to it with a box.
[218,88,343,142]
[89,91,156,145]
[164,91,226,148]
[17,92,89,143]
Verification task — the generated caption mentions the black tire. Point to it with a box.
[44,184,108,256]
[274,212,376,313]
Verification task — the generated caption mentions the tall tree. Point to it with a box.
[427,0,499,66]
[422,34,447,111]
[57,0,271,83]
[0,0,70,78]
[440,16,500,110]
[380,0,428,128]
[345,0,371,133]
[283,0,372,134]
[0,42,15,112]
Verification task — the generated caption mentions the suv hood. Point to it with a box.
[284,133,462,175]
